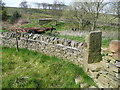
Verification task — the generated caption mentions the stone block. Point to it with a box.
[113,53,120,60]
[98,75,110,84]
[114,61,120,67]
[108,64,119,73]
[86,31,102,64]
[88,86,97,88]
[107,74,118,81]
[75,76,83,84]
[109,40,120,53]
[109,79,119,88]
[74,42,79,48]
[71,41,75,47]
[88,63,102,72]
[99,70,108,75]
[96,81,109,88]
[80,83,88,88]
[100,61,109,68]
[59,38,65,44]
[88,70,99,78]
[115,73,120,79]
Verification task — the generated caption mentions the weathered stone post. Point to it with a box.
[87,31,102,63]
[84,31,102,71]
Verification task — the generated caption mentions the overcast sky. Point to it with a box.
[3,0,119,8]
[3,0,72,7]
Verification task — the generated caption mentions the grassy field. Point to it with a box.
[1,7,119,31]
[53,34,114,47]
[2,47,96,88]
[56,35,85,42]
[1,7,118,48]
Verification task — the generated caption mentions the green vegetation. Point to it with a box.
[56,35,85,42]
[42,22,68,31]
[96,25,119,31]
[54,35,116,47]
[1,30,11,32]
[1,6,118,48]
[21,22,39,28]
[2,47,96,88]
[10,11,21,24]
[102,38,114,48]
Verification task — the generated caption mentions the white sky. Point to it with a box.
[3,0,119,7]
[3,0,72,7]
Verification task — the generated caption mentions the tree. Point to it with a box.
[35,2,41,9]
[0,0,5,9]
[108,2,120,21]
[41,3,48,9]
[83,1,110,30]
[48,0,65,25]
[99,2,119,25]
[10,11,21,24]
[63,2,92,30]
[64,0,109,31]
[2,8,8,21]
[1,1,8,21]
[48,4,52,10]
[19,0,28,8]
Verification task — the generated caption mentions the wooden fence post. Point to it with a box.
[15,29,19,52]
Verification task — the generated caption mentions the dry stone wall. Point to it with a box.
[87,56,119,88]
[0,32,119,88]
[1,32,85,66]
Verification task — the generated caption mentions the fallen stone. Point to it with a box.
[89,86,96,88]
[98,75,110,84]
[88,70,99,78]
[88,62,102,72]
[108,64,119,73]
[109,40,120,53]
[115,73,120,79]
[80,83,88,88]
[75,76,83,84]
[114,61,120,67]
[113,53,120,60]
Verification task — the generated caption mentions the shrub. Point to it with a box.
[10,11,21,24]
[2,8,8,21]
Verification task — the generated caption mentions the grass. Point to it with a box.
[102,38,115,48]
[1,30,11,32]
[56,35,85,42]
[42,22,67,31]
[53,35,117,47]
[2,47,96,88]
[96,25,119,31]
[20,21,67,31]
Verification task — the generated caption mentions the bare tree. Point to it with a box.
[52,0,58,10]
[64,0,109,30]
[35,3,41,9]
[41,3,48,9]
[0,1,5,8]
[63,2,92,30]
[83,1,110,30]
[48,4,52,10]
[108,2,120,21]
[19,0,28,8]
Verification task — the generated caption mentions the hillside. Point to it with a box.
[2,47,96,88]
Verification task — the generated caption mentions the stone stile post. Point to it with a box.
[84,31,102,71]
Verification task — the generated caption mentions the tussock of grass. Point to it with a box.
[2,47,96,88]
[102,38,113,47]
